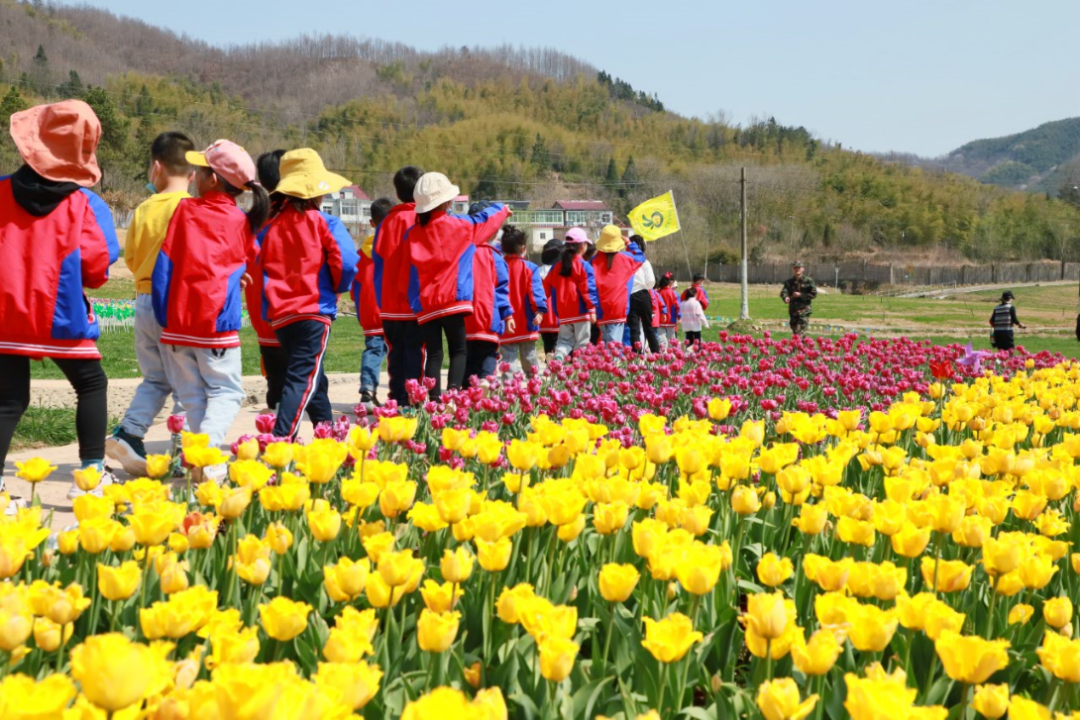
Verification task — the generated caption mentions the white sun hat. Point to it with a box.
[413,172,460,214]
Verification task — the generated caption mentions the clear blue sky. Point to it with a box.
[84,0,1079,156]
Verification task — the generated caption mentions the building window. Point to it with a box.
[539,232,547,240]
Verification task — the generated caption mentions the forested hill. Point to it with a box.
[931,118,1080,194]
[1,0,1078,266]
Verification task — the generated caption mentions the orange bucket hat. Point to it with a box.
[10,100,102,187]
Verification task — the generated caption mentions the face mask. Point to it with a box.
[145,182,158,195]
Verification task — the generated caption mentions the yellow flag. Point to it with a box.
[629,191,680,241]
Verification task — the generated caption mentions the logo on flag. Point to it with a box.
[629,191,680,241]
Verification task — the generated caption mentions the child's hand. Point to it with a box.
[506,317,516,334]
[240,273,252,289]
[534,313,545,326]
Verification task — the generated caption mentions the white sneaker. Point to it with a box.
[67,468,119,500]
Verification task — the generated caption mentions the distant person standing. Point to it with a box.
[681,272,710,311]
[780,261,817,336]
[625,235,659,353]
[990,291,1025,350]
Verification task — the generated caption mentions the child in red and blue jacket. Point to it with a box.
[407,173,511,400]
[543,230,598,360]
[153,140,270,451]
[463,233,513,387]
[657,274,681,348]
[499,225,548,378]
[536,238,563,358]
[372,167,423,407]
[0,100,119,495]
[590,226,644,345]
[351,197,393,407]
[255,149,359,439]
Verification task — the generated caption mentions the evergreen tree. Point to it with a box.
[530,133,550,170]
[604,157,619,189]
[0,86,28,122]
[620,155,638,198]
[59,70,84,99]
[135,84,153,118]
[33,45,48,66]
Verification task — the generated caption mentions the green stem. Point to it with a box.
[983,576,998,640]
[600,603,616,676]
[931,532,944,598]
[657,662,668,716]
[765,639,773,682]
[55,630,68,673]
[958,683,970,720]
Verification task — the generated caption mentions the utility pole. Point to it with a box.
[739,166,750,320]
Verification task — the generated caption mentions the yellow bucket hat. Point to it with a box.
[274,148,351,200]
[595,224,626,254]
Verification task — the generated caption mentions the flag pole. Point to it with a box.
[670,191,693,280]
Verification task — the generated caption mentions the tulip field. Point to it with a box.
[2,333,1080,719]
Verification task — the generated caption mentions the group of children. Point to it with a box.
[0,100,713,496]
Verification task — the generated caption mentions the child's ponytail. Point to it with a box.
[559,244,578,277]
[246,182,271,232]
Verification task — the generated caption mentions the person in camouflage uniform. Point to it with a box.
[780,261,817,336]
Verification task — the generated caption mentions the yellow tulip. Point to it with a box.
[495,583,537,625]
[843,665,916,720]
[743,592,789,640]
[57,530,78,556]
[803,555,851,592]
[642,612,703,663]
[31,616,72,653]
[732,485,761,515]
[211,661,293,719]
[920,557,973,593]
[419,579,464,613]
[440,547,474,584]
[313,660,383,710]
[676,541,728,595]
[934,630,1010,684]
[259,597,312,642]
[97,561,140,601]
[307,505,342,542]
[982,534,1022,576]
[69,633,155,712]
[599,563,640,603]
[1007,697,1051,720]
[1008,603,1034,626]
[1018,554,1058,590]
[377,549,417,587]
[756,677,819,720]
[15,457,56,484]
[264,521,292,555]
[792,503,828,535]
[324,557,370,602]
[1043,596,1073,630]
[791,628,844,676]
[477,537,513,571]
[971,684,1009,719]
[416,609,460,653]
[129,506,181,547]
[847,604,898,653]
[538,636,579,682]
[379,479,418,518]
[262,442,294,468]
[593,501,630,535]
[1036,630,1080,683]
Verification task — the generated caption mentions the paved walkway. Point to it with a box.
[7,373,366,530]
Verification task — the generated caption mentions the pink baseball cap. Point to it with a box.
[564,228,590,245]
[186,139,257,190]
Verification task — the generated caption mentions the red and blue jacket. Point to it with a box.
[152,192,253,349]
[245,234,279,347]
[465,245,512,343]
[650,288,665,329]
[537,264,559,334]
[500,255,548,344]
[660,287,681,327]
[590,247,644,326]
[407,204,511,324]
[255,204,359,330]
[371,203,417,322]
[681,283,709,311]
[542,256,598,325]
[0,176,118,359]
[350,239,383,337]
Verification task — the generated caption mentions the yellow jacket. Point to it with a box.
[125,191,189,293]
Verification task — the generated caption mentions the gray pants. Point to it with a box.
[600,323,625,344]
[659,327,677,348]
[120,295,180,437]
[501,340,540,379]
[554,323,590,360]
[160,344,245,448]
